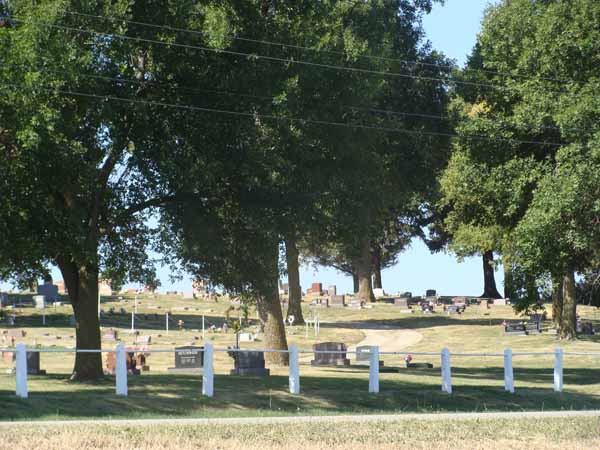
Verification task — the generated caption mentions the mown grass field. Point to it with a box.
[1,294,600,420]
[1,417,599,449]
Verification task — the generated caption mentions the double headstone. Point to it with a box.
[229,350,270,376]
[168,346,204,372]
[311,342,351,367]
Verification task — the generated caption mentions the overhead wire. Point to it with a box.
[4,62,577,134]
[10,17,567,96]
[0,81,564,147]
[60,9,576,86]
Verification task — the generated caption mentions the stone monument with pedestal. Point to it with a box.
[311,342,351,367]
[228,349,270,376]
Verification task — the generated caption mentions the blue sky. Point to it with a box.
[3,0,503,297]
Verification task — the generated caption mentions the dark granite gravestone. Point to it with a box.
[425,289,437,298]
[168,346,204,372]
[26,351,46,375]
[504,320,540,335]
[311,342,351,366]
[228,349,270,376]
[577,321,594,335]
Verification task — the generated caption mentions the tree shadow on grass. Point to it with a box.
[2,371,600,421]
[319,316,507,331]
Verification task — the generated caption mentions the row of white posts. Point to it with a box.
[11,344,566,399]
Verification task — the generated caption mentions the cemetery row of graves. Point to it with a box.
[2,286,600,418]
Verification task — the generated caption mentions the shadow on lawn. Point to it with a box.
[2,370,600,421]
[319,316,508,330]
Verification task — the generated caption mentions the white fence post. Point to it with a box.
[115,344,128,396]
[289,345,300,394]
[554,347,563,392]
[15,343,28,399]
[369,345,380,394]
[504,348,514,393]
[202,343,214,397]
[441,347,452,394]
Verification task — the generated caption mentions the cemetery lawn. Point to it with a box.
[2,294,600,420]
[1,416,600,449]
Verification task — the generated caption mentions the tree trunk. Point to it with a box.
[355,238,375,303]
[480,250,502,299]
[552,275,564,329]
[284,236,304,325]
[372,250,382,290]
[559,271,577,340]
[57,257,103,380]
[256,243,289,366]
[352,271,359,293]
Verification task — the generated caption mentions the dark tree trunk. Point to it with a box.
[559,271,577,340]
[481,250,502,299]
[552,275,564,329]
[256,243,289,366]
[352,270,359,293]
[284,236,304,325]
[372,248,382,290]
[57,257,103,380]
[355,238,375,303]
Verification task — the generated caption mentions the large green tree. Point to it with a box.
[442,0,600,338]
[0,0,168,378]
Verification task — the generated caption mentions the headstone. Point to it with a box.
[493,298,508,306]
[38,282,59,301]
[504,321,526,335]
[168,346,204,372]
[356,345,385,366]
[394,298,410,308]
[239,332,255,342]
[105,351,142,375]
[327,285,337,297]
[103,329,118,341]
[373,288,385,299]
[445,305,460,315]
[577,321,594,335]
[452,297,467,307]
[26,352,46,375]
[311,297,329,308]
[425,289,437,298]
[136,335,151,345]
[330,295,345,307]
[480,299,490,310]
[348,299,363,309]
[228,350,270,376]
[33,295,46,309]
[311,342,351,366]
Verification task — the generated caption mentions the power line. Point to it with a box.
[10,17,536,94]
[61,9,575,86]
[5,62,576,134]
[0,81,564,147]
